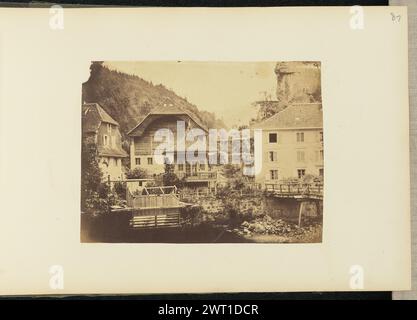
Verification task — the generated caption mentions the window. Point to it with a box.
[107,123,112,134]
[199,163,206,171]
[296,132,304,142]
[297,169,306,179]
[269,133,277,143]
[319,168,324,177]
[270,170,278,180]
[319,131,323,142]
[192,164,198,176]
[269,151,277,162]
[178,164,184,171]
[320,150,324,161]
[147,157,153,165]
[103,135,109,146]
[297,150,305,162]
[135,158,141,165]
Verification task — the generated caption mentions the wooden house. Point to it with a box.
[127,105,218,194]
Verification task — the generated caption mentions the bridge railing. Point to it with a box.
[265,183,323,197]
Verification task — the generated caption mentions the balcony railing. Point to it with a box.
[177,171,217,181]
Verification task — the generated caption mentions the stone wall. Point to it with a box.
[184,193,321,222]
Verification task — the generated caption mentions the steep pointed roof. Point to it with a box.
[82,102,119,133]
[252,103,323,130]
[127,104,208,136]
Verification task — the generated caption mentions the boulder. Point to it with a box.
[241,221,250,228]
[254,223,266,233]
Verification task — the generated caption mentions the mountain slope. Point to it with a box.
[82,62,226,139]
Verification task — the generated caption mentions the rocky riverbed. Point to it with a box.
[227,215,322,243]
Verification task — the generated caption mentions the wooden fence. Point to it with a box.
[126,186,182,209]
[129,213,181,229]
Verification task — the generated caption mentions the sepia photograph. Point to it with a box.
[81,61,324,243]
[0,5,411,297]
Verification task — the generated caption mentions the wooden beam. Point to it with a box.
[298,201,305,227]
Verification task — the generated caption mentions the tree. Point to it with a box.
[222,164,242,178]
[162,163,181,187]
[81,137,109,214]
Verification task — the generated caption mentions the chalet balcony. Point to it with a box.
[177,171,217,181]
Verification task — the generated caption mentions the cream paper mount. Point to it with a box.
[0,6,410,294]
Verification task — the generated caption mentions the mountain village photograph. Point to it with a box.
[81,61,324,243]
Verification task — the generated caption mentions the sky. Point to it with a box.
[104,61,277,127]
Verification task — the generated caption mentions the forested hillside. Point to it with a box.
[82,62,226,140]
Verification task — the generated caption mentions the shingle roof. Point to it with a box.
[82,103,118,133]
[127,104,208,136]
[98,145,128,158]
[252,103,323,130]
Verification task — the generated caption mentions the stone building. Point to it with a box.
[252,103,323,186]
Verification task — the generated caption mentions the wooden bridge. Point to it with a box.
[265,183,323,226]
[265,183,323,200]
[127,186,186,229]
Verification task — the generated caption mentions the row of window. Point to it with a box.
[107,123,113,134]
[268,150,324,162]
[103,134,117,147]
[135,157,153,165]
[102,123,117,146]
[102,157,121,167]
[135,157,208,171]
[268,131,323,144]
[269,168,324,180]
[177,164,207,171]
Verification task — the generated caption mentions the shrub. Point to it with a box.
[84,192,108,215]
[113,181,126,199]
[180,205,203,226]
[126,167,149,179]
[162,163,185,188]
